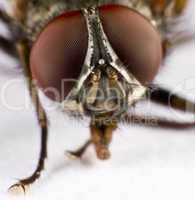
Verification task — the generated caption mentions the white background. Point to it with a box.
[1,1,195,200]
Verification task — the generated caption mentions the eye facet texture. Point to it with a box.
[99,5,162,85]
[30,5,162,101]
[30,11,88,101]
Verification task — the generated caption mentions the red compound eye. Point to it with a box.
[30,10,88,101]
[99,5,162,83]
[30,4,162,102]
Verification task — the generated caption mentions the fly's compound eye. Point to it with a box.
[99,5,162,85]
[30,11,88,102]
[30,5,162,102]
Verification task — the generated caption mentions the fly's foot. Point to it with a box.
[8,182,29,195]
[65,151,82,160]
[65,140,91,160]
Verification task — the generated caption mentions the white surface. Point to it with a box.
[1,1,195,200]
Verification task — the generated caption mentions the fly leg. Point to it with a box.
[0,36,18,57]
[9,107,48,194]
[0,9,13,23]
[66,140,92,159]
[66,120,117,160]
[122,84,195,129]
[122,114,195,129]
[8,40,48,194]
[149,84,195,114]
[6,0,47,194]
[0,9,24,58]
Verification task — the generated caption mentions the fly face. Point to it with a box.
[30,4,162,122]
[79,63,130,119]
[62,7,146,121]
